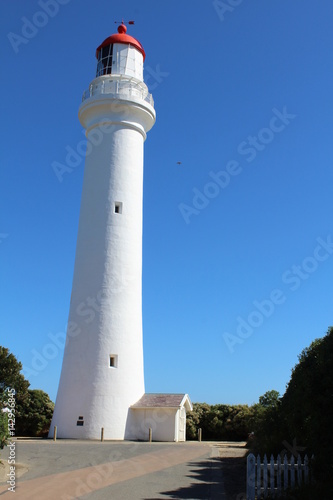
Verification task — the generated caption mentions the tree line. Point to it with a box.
[0,346,54,447]
[187,327,333,498]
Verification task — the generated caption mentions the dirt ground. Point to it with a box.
[0,459,29,483]
[217,441,248,500]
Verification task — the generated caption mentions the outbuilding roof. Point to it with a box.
[131,393,193,411]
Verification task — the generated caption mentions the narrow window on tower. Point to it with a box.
[77,416,84,426]
[114,202,123,214]
[109,355,118,368]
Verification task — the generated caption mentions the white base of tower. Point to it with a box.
[49,85,155,440]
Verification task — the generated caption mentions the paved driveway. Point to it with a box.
[0,440,228,499]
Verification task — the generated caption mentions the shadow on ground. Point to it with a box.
[221,456,247,500]
[144,455,247,500]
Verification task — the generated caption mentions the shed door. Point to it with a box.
[178,408,186,441]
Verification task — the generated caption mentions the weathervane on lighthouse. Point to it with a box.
[114,19,135,26]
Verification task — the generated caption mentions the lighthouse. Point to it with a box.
[49,22,156,440]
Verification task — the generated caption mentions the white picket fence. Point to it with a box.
[247,453,311,499]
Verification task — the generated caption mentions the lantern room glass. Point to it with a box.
[96,44,113,77]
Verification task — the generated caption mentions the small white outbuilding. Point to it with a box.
[129,393,193,442]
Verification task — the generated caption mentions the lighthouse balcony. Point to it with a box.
[82,76,154,107]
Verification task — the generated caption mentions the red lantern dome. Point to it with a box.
[96,23,146,61]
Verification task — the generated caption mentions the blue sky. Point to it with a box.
[1,0,332,406]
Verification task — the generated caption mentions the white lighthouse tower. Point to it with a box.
[49,22,156,439]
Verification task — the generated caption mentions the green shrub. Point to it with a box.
[16,389,54,437]
[1,346,54,438]
[186,402,252,441]
[0,410,9,449]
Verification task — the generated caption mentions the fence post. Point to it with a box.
[304,455,309,484]
[198,428,202,442]
[277,454,282,495]
[53,426,57,441]
[263,455,268,497]
[148,427,152,442]
[290,455,295,488]
[101,427,104,442]
[246,453,256,500]
[297,455,302,485]
[270,455,275,495]
[257,455,261,499]
[283,455,288,490]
